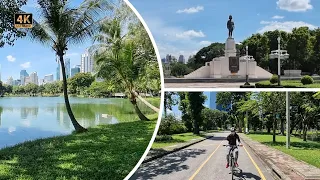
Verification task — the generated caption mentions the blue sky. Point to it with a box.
[0,0,95,82]
[130,0,320,60]
[169,92,212,118]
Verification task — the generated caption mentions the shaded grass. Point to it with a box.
[255,80,320,88]
[247,134,320,168]
[152,132,205,149]
[0,115,157,180]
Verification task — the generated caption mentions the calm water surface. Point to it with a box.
[0,97,153,148]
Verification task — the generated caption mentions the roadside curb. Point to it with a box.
[142,135,213,164]
[239,135,292,180]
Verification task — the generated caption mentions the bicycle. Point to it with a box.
[223,144,242,180]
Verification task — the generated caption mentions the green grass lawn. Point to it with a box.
[255,80,320,88]
[145,97,161,108]
[247,134,320,168]
[152,132,205,149]
[0,115,157,180]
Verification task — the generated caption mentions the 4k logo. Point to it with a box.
[14,13,33,28]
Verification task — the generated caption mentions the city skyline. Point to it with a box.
[0,0,93,82]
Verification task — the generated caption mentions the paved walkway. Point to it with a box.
[165,82,255,88]
[240,134,320,180]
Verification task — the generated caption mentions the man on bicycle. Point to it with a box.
[226,127,241,168]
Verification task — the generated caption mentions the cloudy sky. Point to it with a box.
[0,0,94,82]
[130,0,320,60]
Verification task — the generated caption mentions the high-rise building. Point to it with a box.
[39,79,44,86]
[178,55,185,63]
[65,58,71,79]
[56,64,60,81]
[71,65,81,77]
[209,92,217,110]
[81,49,94,73]
[44,74,54,84]
[161,58,166,64]
[13,79,21,86]
[30,72,38,85]
[6,77,13,86]
[20,70,29,85]
[166,54,172,63]
[25,76,32,85]
[56,57,71,81]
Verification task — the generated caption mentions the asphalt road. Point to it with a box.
[130,132,274,180]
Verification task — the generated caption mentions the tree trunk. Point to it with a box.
[273,118,276,143]
[303,124,308,141]
[164,93,167,117]
[59,55,87,133]
[280,118,285,136]
[130,92,149,121]
[194,117,200,135]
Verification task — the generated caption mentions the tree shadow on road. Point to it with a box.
[130,148,206,179]
[207,136,226,141]
[234,168,262,180]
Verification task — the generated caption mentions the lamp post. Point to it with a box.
[277,37,281,86]
[269,36,289,87]
[286,91,290,149]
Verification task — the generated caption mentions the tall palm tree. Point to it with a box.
[27,0,112,132]
[93,18,151,121]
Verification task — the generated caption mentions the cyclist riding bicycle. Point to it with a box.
[226,127,241,168]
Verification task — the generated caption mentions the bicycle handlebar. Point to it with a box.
[223,144,243,147]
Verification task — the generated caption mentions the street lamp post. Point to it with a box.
[286,91,290,149]
[277,37,281,86]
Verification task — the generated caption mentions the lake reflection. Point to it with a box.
[0,97,152,149]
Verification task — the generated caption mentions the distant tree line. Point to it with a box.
[169,27,320,77]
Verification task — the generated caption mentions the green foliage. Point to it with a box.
[158,115,188,135]
[201,108,229,131]
[170,62,193,77]
[68,73,95,94]
[255,80,320,88]
[270,74,278,84]
[0,0,27,47]
[301,75,314,85]
[155,135,173,142]
[187,92,206,134]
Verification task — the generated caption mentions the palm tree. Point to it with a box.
[27,0,112,132]
[93,18,151,121]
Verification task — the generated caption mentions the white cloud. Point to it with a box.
[20,62,31,68]
[258,21,317,33]
[272,15,284,19]
[6,55,16,62]
[176,30,205,39]
[176,6,204,14]
[276,0,313,12]
[199,41,212,46]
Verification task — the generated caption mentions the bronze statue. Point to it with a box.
[227,15,234,37]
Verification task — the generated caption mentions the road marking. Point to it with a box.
[243,146,267,180]
[189,139,224,180]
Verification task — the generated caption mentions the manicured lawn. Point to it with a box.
[247,134,320,168]
[255,80,320,88]
[152,132,205,149]
[0,115,157,180]
[145,97,161,108]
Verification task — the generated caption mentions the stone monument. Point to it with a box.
[184,15,272,79]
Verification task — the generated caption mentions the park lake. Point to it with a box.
[0,97,156,149]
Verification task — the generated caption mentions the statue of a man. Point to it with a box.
[227,15,235,37]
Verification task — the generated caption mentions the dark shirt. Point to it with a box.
[227,133,240,145]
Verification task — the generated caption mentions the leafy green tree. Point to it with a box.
[164,92,177,117]
[170,62,192,77]
[187,92,206,134]
[25,83,38,96]
[0,0,27,47]
[68,73,95,94]
[178,92,193,131]
[94,8,157,121]
[88,81,114,98]
[25,0,111,132]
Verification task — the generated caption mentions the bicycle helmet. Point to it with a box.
[230,127,235,132]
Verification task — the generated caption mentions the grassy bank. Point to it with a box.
[255,80,320,88]
[152,132,206,149]
[0,115,157,180]
[247,134,320,168]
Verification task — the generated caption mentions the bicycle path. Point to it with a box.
[130,132,274,180]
